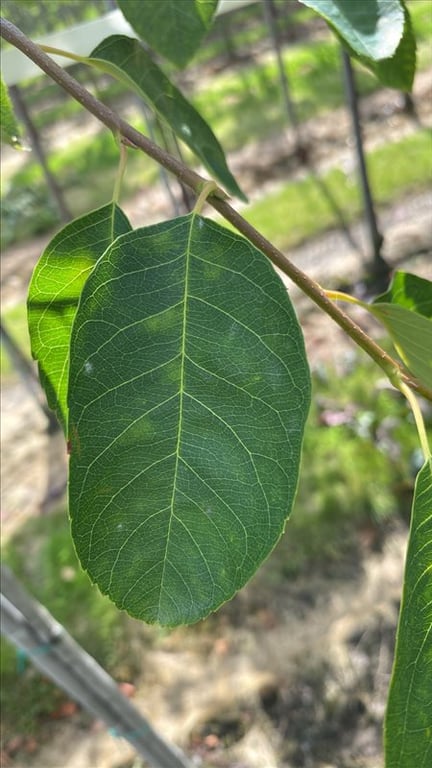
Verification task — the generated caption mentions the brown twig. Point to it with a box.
[1,17,431,403]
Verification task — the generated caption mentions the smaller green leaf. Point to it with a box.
[371,272,432,388]
[299,0,405,60]
[90,36,246,202]
[1,76,22,148]
[367,4,416,92]
[27,204,131,432]
[299,0,416,91]
[117,0,218,69]
[374,271,432,318]
[385,458,432,767]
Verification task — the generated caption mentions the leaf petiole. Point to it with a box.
[40,44,87,64]
[323,289,369,310]
[193,180,229,215]
[397,380,431,461]
[112,133,128,207]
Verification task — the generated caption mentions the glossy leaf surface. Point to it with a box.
[300,0,415,91]
[374,271,432,317]
[299,0,404,59]
[90,36,246,201]
[1,76,22,148]
[68,214,311,626]
[371,272,432,388]
[117,0,218,68]
[371,5,416,92]
[385,458,432,767]
[28,204,131,432]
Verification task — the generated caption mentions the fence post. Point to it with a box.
[1,565,192,768]
[9,84,72,223]
[263,0,303,156]
[341,50,389,279]
[1,320,59,433]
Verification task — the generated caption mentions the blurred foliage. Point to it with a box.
[1,123,430,252]
[192,0,431,151]
[1,508,152,748]
[0,184,58,250]
[1,0,431,249]
[2,511,129,666]
[1,0,112,41]
[268,353,431,578]
[0,124,157,250]
[243,129,432,250]
[1,302,31,379]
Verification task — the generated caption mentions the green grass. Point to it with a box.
[1,302,32,380]
[1,1,430,250]
[1,508,151,747]
[408,0,432,42]
[29,79,128,133]
[10,118,155,192]
[1,121,158,249]
[192,0,432,153]
[2,511,130,667]
[1,129,429,362]
[265,354,430,578]
[191,36,344,151]
[2,121,430,254]
[241,129,432,251]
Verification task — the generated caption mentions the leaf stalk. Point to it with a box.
[112,136,128,206]
[397,380,431,461]
[193,180,220,215]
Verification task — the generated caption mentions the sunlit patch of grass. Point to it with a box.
[1,122,158,248]
[1,2,430,249]
[408,0,432,41]
[192,0,431,153]
[2,511,126,666]
[1,509,152,744]
[241,129,432,250]
[270,354,430,577]
[1,302,32,381]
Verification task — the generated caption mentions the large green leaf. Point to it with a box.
[299,0,415,91]
[117,0,218,68]
[27,204,131,432]
[68,214,311,626]
[385,458,432,767]
[89,36,246,201]
[1,76,22,148]
[371,272,432,388]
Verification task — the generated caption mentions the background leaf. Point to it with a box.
[370,4,416,92]
[299,0,415,91]
[299,0,404,60]
[117,0,218,69]
[90,35,246,201]
[68,214,311,626]
[374,271,432,318]
[370,272,432,388]
[1,75,22,148]
[385,458,432,767]
[28,204,131,432]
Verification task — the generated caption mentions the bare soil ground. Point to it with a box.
[1,59,432,768]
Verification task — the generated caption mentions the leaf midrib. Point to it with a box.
[157,213,196,617]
